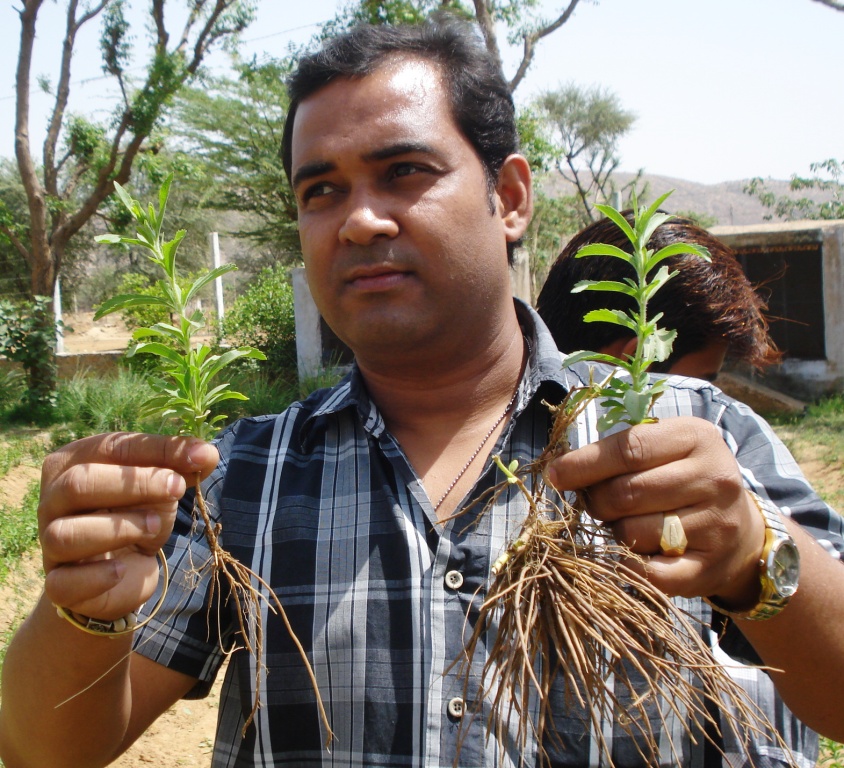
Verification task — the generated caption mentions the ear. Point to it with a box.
[495,154,533,244]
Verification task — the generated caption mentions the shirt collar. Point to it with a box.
[300,299,569,444]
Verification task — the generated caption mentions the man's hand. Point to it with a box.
[38,432,219,621]
[546,416,766,607]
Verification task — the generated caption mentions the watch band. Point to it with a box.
[706,491,800,622]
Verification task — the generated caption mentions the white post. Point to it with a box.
[209,232,225,329]
[53,277,64,354]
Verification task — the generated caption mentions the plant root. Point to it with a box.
[192,475,333,746]
[451,388,790,767]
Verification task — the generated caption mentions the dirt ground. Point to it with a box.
[59,311,135,354]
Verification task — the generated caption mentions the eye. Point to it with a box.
[390,162,421,179]
[300,182,335,204]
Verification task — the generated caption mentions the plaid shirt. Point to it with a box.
[135,303,842,767]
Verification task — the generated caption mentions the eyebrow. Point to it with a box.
[291,141,439,191]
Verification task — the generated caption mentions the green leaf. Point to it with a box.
[94,293,171,320]
[642,326,677,363]
[113,182,138,219]
[593,204,636,244]
[645,242,712,273]
[572,279,637,297]
[574,243,633,262]
[562,349,628,369]
[132,342,186,367]
[582,308,637,332]
[184,263,237,306]
[95,233,123,244]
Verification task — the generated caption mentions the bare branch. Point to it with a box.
[0,222,33,267]
[509,0,582,92]
[471,0,504,73]
[812,0,844,9]
[152,0,168,50]
[43,0,110,199]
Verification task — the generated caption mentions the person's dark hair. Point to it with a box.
[280,14,521,260]
[536,212,781,372]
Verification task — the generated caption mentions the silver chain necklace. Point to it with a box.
[433,386,520,512]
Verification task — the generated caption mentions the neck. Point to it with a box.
[358,311,527,520]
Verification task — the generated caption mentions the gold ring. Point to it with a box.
[659,514,688,557]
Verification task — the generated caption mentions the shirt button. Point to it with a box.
[444,570,464,590]
[447,697,465,719]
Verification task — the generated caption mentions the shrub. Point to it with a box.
[221,265,297,380]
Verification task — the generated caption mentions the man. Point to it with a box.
[537,213,781,381]
[1,16,843,768]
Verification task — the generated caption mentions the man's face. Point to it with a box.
[289,56,518,364]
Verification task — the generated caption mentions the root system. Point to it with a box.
[452,388,789,767]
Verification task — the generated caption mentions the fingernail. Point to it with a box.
[112,559,127,580]
[167,472,186,499]
[146,511,161,535]
[187,441,208,468]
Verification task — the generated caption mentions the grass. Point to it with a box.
[768,392,844,509]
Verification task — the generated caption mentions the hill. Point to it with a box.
[542,172,826,227]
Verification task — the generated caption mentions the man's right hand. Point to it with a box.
[38,432,220,622]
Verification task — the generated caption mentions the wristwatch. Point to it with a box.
[707,491,800,621]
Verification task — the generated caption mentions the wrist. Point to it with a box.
[707,492,801,621]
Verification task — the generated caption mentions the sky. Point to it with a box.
[0,0,841,185]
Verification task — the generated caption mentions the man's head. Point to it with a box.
[536,213,781,379]
[283,19,532,371]
[281,15,519,214]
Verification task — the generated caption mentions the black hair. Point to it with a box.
[281,14,517,188]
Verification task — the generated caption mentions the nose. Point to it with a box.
[338,190,399,245]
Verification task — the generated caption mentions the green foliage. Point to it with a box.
[95,175,265,440]
[531,83,640,225]
[674,209,718,229]
[0,296,59,414]
[170,59,301,263]
[820,737,844,767]
[562,191,711,431]
[53,370,171,440]
[745,159,844,221]
[221,264,297,380]
[0,481,40,582]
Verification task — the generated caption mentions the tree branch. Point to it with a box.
[471,0,504,74]
[0,222,33,268]
[812,0,844,9]
[509,0,583,92]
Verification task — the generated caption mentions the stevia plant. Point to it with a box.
[95,175,332,743]
[454,193,786,767]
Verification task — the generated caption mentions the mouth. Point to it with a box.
[346,265,412,292]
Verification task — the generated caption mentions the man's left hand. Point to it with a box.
[546,416,765,607]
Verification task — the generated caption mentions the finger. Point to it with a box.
[39,464,187,522]
[585,455,742,523]
[41,503,177,567]
[610,510,665,554]
[547,417,714,491]
[45,550,163,620]
[623,553,713,599]
[42,432,219,487]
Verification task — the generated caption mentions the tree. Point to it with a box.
[6,0,256,401]
[169,58,301,266]
[744,159,844,221]
[531,83,641,224]
[322,0,590,92]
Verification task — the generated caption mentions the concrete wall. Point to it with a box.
[711,219,844,400]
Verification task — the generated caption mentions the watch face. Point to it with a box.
[770,540,800,598]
